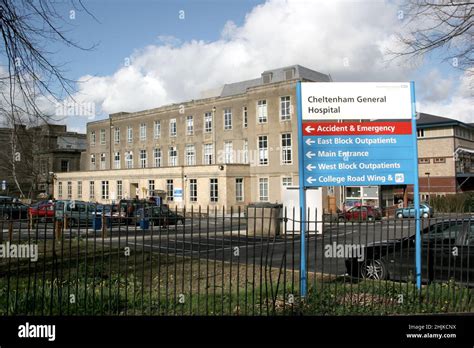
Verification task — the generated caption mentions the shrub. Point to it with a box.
[430,193,473,213]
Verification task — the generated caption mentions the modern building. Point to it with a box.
[416,113,473,198]
[342,113,474,209]
[55,65,339,210]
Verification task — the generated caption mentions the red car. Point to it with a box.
[338,205,382,222]
[28,201,55,221]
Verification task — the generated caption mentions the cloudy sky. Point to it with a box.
[46,0,472,132]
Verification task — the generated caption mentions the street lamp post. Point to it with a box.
[425,172,431,204]
[183,174,187,208]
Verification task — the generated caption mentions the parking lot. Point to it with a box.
[2,215,472,279]
[1,217,427,275]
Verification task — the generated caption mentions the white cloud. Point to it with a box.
[419,70,474,123]
[221,21,238,40]
[65,0,472,129]
[418,69,454,102]
[157,35,182,47]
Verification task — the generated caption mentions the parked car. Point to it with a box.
[338,205,382,222]
[136,205,185,226]
[345,219,474,286]
[55,200,97,227]
[119,199,156,224]
[0,196,15,204]
[28,201,55,221]
[396,203,434,219]
[0,201,28,220]
[91,204,124,223]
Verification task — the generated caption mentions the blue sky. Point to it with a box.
[32,0,473,131]
[53,0,263,78]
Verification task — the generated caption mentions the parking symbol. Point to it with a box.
[395,173,404,183]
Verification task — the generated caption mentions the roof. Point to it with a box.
[220,78,262,98]
[417,113,473,130]
[95,65,331,125]
[220,64,330,97]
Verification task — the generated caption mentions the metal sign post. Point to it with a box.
[411,81,422,290]
[296,81,307,297]
[296,81,422,298]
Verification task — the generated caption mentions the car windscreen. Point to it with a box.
[422,221,466,243]
[468,224,474,246]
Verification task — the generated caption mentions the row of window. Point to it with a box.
[57,179,222,202]
[57,177,294,202]
[89,134,293,170]
[419,157,446,164]
[417,127,474,141]
[454,126,474,141]
[39,159,70,174]
[89,96,292,146]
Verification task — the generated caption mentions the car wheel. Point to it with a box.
[367,216,374,222]
[396,213,403,219]
[3,213,10,221]
[338,216,346,223]
[422,212,429,218]
[360,259,388,280]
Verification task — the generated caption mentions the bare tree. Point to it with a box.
[0,0,96,198]
[391,0,473,72]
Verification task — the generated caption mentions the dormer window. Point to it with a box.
[262,73,272,84]
[284,68,295,80]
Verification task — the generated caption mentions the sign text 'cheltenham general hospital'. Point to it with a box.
[301,82,413,120]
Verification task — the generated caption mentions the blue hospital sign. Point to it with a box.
[298,82,417,188]
[301,121,416,186]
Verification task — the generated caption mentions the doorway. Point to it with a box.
[130,182,139,199]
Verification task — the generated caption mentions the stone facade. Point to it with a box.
[55,67,473,211]
[55,65,336,211]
